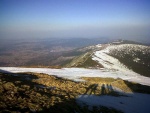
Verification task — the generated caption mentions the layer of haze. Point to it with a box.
[0,0,150,42]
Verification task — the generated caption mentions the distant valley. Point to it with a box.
[0,38,110,67]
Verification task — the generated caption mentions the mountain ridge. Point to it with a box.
[64,40,150,77]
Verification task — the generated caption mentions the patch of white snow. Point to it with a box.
[77,93,150,113]
[0,67,150,86]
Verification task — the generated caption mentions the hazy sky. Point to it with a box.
[0,0,150,41]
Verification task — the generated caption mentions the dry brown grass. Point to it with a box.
[82,77,136,93]
[82,77,116,85]
[111,79,133,93]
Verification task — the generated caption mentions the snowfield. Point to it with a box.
[0,67,150,86]
[77,93,150,113]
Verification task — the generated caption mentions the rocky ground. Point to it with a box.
[1,72,150,113]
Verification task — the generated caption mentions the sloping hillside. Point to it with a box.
[65,52,103,68]
[105,44,150,77]
[65,40,150,77]
[64,44,105,68]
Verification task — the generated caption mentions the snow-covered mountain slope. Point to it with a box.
[92,44,150,77]
[108,44,150,77]
[65,40,150,77]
